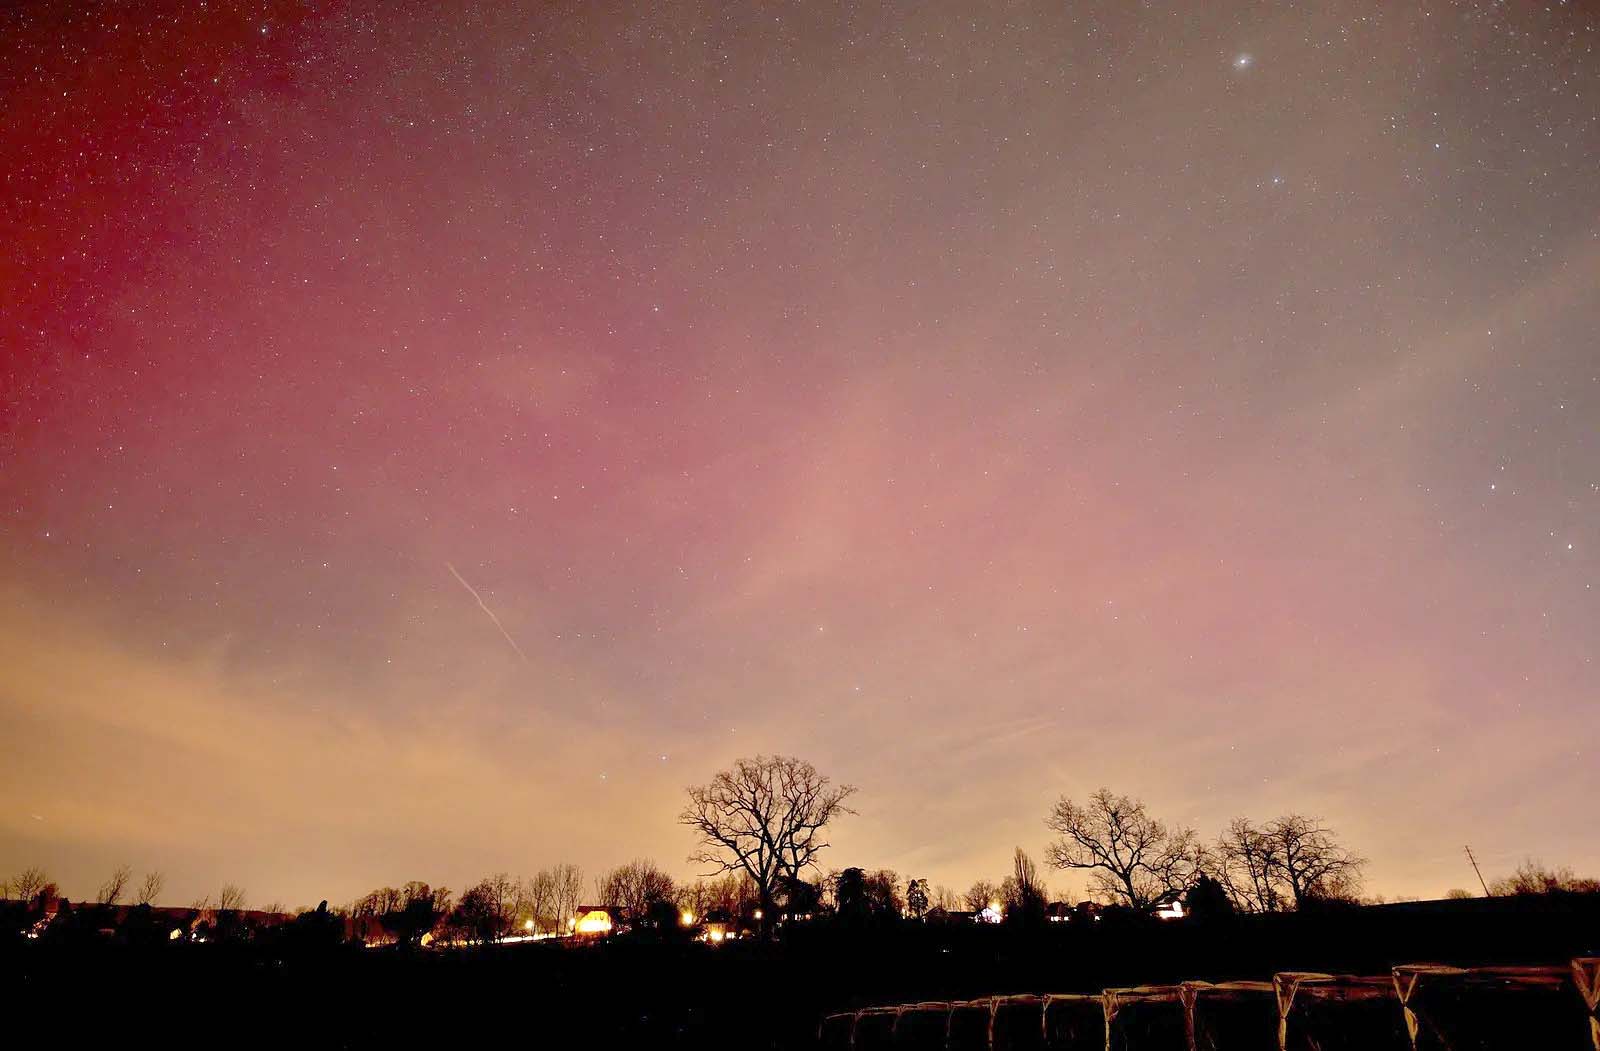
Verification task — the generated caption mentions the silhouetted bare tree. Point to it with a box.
[449,880,510,945]
[379,883,451,948]
[1214,818,1284,912]
[1001,848,1049,925]
[681,755,855,932]
[135,870,165,906]
[1210,814,1364,909]
[553,863,583,933]
[97,864,132,905]
[675,879,712,921]
[1,868,56,939]
[522,869,559,933]
[677,872,758,920]
[598,860,676,928]
[9,867,51,904]
[1044,789,1200,911]
[484,872,517,936]
[1490,859,1600,896]
[964,880,1000,912]
[217,884,247,912]
[1260,814,1364,907]
[865,870,902,915]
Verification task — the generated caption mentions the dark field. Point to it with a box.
[7,896,1598,1049]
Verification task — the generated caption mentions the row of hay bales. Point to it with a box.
[819,958,1600,1051]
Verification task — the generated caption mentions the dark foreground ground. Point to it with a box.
[7,895,1598,1049]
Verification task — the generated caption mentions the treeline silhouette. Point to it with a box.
[5,759,1598,1049]
[4,761,1597,950]
[6,887,1599,1050]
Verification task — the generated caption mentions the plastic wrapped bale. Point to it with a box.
[856,1006,906,1051]
[818,1010,857,1051]
[1104,986,1187,1051]
[1180,981,1278,1051]
[949,998,995,1051]
[1272,972,1407,1051]
[1570,959,1599,1051]
[896,1002,953,1051]
[991,994,1046,1051]
[1393,964,1589,1051]
[1042,993,1104,1051]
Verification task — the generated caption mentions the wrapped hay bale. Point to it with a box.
[1393,963,1589,1051]
[949,998,996,1051]
[856,1006,905,1051]
[896,1002,954,1051]
[1180,980,1277,1051]
[1104,985,1187,1051]
[1042,993,1104,1051]
[1572,959,1599,1051]
[991,994,1046,1051]
[1272,972,1407,1051]
[819,1010,858,1051]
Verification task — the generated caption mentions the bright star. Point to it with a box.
[1233,53,1253,70]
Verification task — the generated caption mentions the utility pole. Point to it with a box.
[1464,845,1490,897]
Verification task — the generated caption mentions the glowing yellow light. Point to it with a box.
[680,910,695,926]
[523,919,535,931]
[753,909,763,920]
[573,910,613,935]
[168,928,182,941]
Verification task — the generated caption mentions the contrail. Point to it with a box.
[446,562,529,662]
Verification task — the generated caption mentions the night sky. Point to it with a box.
[3,1,1597,910]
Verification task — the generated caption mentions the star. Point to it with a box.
[1233,53,1253,70]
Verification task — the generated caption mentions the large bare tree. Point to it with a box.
[1213,818,1284,913]
[1044,789,1200,911]
[681,755,857,927]
[1211,814,1364,909]
[681,755,855,930]
[1260,814,1364,906]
